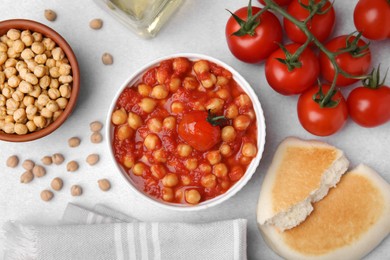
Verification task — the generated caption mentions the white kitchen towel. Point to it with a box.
[3,203,247,260]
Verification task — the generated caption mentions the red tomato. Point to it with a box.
[354,0,390,40]
[297,85,348,136]
[284,0,335,43]
[319,35,371,87]
[225,6,283,63]
[258,0,292,6]
[265,43,320,95]
[347,85,390,127]
[178,111,221,152]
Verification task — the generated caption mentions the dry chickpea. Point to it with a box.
[37,94,50,106]
[144,133,160,150]
[13,40,25,53]
[90,18,103,29]
[123,155,135,168]
[11,90,24,102]
[20,171,34,183]
[242,142,257,157]
[177,143,192,157]
[3,122,15,134]
[90,121,103,132]
[111,109,127,125]
[46,58,56,68]
[133,162,147,176]
[0,94,5,106]
[26,120,37,132]
[26,104,38,117]
[41,107,53,118]
[0,72,5,84]
[22,159,35,170]
[139,98,156,113]
[46,100,59,112]
[68,136,81,147]
[185,158,198,170]
[151,164,166,179]
[220,143,232,157]
[117,124,133,140]
[233,115,251,131]
[21,35,33,47]
[58,64,71,76]
[23,96,34,106]
[182,76,198,90]
[171,101,184,114]
[206,150,222,165]
[91,132,103,143]
[213,163,228,178]
[48,88,61,99]
[98,179,111,191]
[52,47,65,61]
[44,9,57,21]
[86,154,100,166]
[14,123,28,135]
[41,190,54,201]
[225,104,239,119]
[32,165,46,177]
[29,85,41,98]
[162,116,176,130]
[0,52,7,65]
[7,48,18,58]
[42,38,56,51]
[0,42,7,52]
[51,177,63,191]
[59,75,72,84]
[4,67,17,78]
[18,80,33,93]
[67,161,79,172]
[33,65,47,77]
[34,54,47,64]
[138,83,152,97]
[5,58,17,68]
[201,174,217,188]
[205,98,224,113]
[151,84,169,99]
[7,29,21,40]
[221,126,237,142]
[52,153,64,165]
[71,185,82,196]
[102,53,113,65]
[201,74,217,89]
[127,112,142,129]
[2,87,13,98]
[49,67,60,78]
[6,155,19,168]
[147,117,162,133]
[185,189,201,204]
[31,42,45,55]
[6,98,19,110]
[41,156,52,165]
[193,60,210,74]
[199,163,212,174]
[168,77,181,92]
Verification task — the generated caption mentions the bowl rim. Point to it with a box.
[0,19,80,142]
[106,53,266,211]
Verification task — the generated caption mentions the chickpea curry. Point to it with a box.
[111,57,258,205]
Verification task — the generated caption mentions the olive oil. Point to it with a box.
[95,0,182,38]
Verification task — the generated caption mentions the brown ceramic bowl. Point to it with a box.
[0,19,80,142]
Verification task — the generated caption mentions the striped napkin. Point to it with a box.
[3,203,247,260]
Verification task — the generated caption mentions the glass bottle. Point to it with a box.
[94,0,183,38]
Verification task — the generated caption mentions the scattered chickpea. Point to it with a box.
[44,9,57,21]
[20,171,34,184]
[32,165,46,177]
[41,155,53,165]
[22,159,35,170]
[70,185,82,196]
[98,179,111,191]
[68,136,81,147]
[90,121,103,132]
[67,161,79,172]
[51,153,64,165]
[91,132,103,143]
[89,19,103,30]
[102,53,113,65]
[86,154,99,166]
[40,190,54,201]
[6,155,19,168]
[51,177,63,191]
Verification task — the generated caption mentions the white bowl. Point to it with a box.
[106,53,266,211]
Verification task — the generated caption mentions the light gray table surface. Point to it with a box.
[1,0,389,259]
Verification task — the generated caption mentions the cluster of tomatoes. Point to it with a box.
[225,0,390,136]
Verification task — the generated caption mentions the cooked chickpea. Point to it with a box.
[117,124,133,141]
[133,162,147,176]
[229,165,245,181]
[139,98,156,113]
[233,115,251,131]
[168,77,181,92]
[112,108,127,125]
[225,104,239,119]
[162,187,174,202]
[205,98,224,113]
[213,163,228,178]
[153,149,167,163]
[151,164,166,179]
[181,175,191,185]
[206,150,222,165]
[185,189,201,204]
[185,158,198,170]
[216,88,231,100]
[217,76,229,86]
[235,94,252,108]
[151,84,169,99]
[193,60,210,74]
[182,76,198,90]
[221,126,237,142]
[240,156,252,165]
[138,83,152,97]
[177,143,192,157]
[201,174,217,188]
[201,73,217,89]
[172,57,191,74]
[162,116,176,130]
[127,112,142,129]
[242,142,257,157]
[144,133,161,150]
[221,180,230,190]
[198,163,212,174]
[171,101,184,114]
[220,143,232,157]
[123,155,135,168]
[147,117,162,132]
[162,173,179,187]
